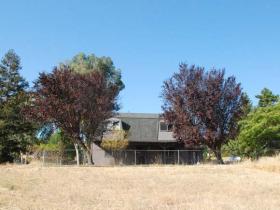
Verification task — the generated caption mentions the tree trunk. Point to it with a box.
[25,153,28,164]
[85,150,94,165]
[213,148,224,164]
[74,143,80,166]
[20,152,23,164]
[74,137,94,165]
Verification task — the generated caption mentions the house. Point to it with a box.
[91,113,204,165]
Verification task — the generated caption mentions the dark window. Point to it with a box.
[160,122,168,131]
[160,122,173,132]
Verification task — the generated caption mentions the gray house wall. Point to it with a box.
[158,131,176,142]
[91,143,115,166]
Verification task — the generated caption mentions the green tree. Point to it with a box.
[63,53,124,91]
[241,92,253,117]
[36,130,73,152]
[0,50,37,163]
[227,102,280,159]
[256,88,279,107]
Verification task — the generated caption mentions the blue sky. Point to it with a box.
[1,0,279,113]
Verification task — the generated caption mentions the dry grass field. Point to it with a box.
[0,156,280,210]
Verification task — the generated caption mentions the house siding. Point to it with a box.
[91,143,115,166]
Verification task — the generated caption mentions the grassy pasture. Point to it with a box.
[0,156,279,210]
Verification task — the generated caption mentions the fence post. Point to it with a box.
[193,151,195,164]
[134,150,136,165]
[177,150,180,164]
[42,151,45,166]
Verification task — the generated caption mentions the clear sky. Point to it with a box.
[1,0,279,113]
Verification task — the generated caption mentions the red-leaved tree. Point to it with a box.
[161,64,245,164]
[25,66,119,164]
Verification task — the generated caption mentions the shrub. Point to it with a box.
[101,130,129,151]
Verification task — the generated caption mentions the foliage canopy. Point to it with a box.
[227,102,280,159]
[0,50,37,163]
[161,64,245,163]
[63,53,124,91]
[25,66,120,164]
[256,88,279,107]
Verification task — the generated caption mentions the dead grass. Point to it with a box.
[0,156,280,210]
[242,154,280,173]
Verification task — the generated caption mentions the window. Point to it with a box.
[160,122,173,132]
[160,122,168,131]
